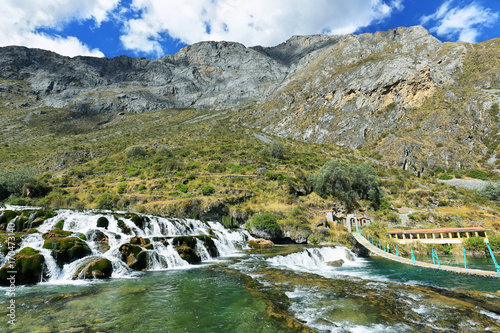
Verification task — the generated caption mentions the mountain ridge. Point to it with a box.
[1,25,499,174]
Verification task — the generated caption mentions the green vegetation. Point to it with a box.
[462,236,487,252]
[247,213,281,236]
[261,141,286,159]
[308,160,381,210]
[125,145,147,158]
[477,182,500,201]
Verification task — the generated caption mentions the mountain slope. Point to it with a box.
[1,26,499,174]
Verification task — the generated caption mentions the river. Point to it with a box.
[1,209,499,332]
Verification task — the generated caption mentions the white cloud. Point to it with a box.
[421,0,498,43]
[0,0,120,57]
[120,0,402,56]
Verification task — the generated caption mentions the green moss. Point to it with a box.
[19,247,39,256]
[54,220,64,229]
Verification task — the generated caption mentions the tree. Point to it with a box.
[261,141,285,159]
[308,160,381,210]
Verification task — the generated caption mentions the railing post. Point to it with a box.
[396,245,399,261]
[433,248,441,269]
[411,246,416,265]
[485,241,500,275]
[462,247,467,269]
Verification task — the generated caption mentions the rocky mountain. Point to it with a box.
[1,25,499,174]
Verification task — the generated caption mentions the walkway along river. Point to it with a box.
[353,232,500,279]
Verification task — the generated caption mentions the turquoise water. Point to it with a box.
[1,246,500,333]
[1,268,289,333]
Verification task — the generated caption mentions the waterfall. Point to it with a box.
[267,246,364,275]
[1,209,252,284]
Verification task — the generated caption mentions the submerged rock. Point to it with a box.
[248,239,275,249]
[0,247,45,285]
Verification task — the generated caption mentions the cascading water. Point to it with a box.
[1,209,252,284]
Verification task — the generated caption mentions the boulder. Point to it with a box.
[43,236,92,267]
[96,216,109,229]
[119,243,148,270]
[73,258,113,280]
[248,238,275,249]
[327,259,344,267]
[0,247,45,285]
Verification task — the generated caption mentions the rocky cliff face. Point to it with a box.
[1,26,499,173]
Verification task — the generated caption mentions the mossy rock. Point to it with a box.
[0,210,19,225]
[176,244,201,264]
[0,247,45,285]
[172,236,197,249]
[36,210,56,219]
[96,216,109,229]
[117,219,131,235]
[73,258,113,280]
[119,243,148,270]
[43,229,72,239]
[0,234,23,255]
[54,220,64,230]
[130,215,148,229]
[196,235,219,257]
[29,217,46,229]
[130,236,151,246]
[43,237,92,267]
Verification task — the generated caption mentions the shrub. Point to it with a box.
[489,235,500,251]
[308,160,381,210]
[206,163,226,173]
[466,169,488,180]
[125,145,147,158]
[137,184,147,191]
[264,172,286,181]
[261,141,285,159]
[248,213,281,236]
[201,185,215,196]
[96,194,115,210]
[477,182,500,201]
[0,167,46,201]
[156,145,172,156]
[438,174,453,180]
[462,236,487,252]
[117,183,127,194]
[179,184,188,193]
[187,173,196,180]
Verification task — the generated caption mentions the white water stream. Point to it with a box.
[2,209,252,283]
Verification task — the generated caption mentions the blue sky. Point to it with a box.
[1,0,499,58]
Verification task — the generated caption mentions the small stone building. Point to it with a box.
[319,210,371,232]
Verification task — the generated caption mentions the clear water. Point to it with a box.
[1,208,499,332]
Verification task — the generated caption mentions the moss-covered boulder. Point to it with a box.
[43,236,92,267]
[119,243,148,270]
[0,247,45,285]
[176,244,201,264]
[96,216,109,229]
[0,234,22,255]
[88,230,110,252]
[117,219,131,235]
[129,215,148,229]
[43,229,72,239]
[130,236,153,249]
[172,236,201,264]
[73,258,113,280]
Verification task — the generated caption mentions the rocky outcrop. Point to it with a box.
[73,258,113,279]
